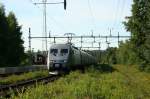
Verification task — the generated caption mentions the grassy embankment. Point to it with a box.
[0,70,49,85]
[11,64,150,99]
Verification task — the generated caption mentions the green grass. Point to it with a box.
[0,70,49,85]
[11,65,150,99]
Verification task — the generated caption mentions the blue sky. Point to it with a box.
[1,0,133,51]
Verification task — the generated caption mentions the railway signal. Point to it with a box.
[64,0,67,10]
[32,0,67,52]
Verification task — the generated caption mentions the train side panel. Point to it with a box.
[67,47,81,68]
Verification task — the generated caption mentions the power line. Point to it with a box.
[116,0,126,29]
[114,0,126,30]
[120,0,126,19]
[29,0,69,34]
[28,0,68,52]
[113,0,120,28]
[87,0,96,32]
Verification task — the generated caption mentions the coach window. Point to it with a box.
[50,49,58,56]
[61,49,68,56]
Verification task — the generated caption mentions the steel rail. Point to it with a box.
[0,75,59,98]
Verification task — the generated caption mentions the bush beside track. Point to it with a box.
[11,64,150,99]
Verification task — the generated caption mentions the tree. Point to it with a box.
[117,41,141,65]
[0,4,24,66]
[124,0,150,71]
[6,12,24,66]
[0,4,9,66]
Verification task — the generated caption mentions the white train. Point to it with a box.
[47,43,97,74]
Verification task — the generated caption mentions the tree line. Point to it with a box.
[0,4,25,67]
[97,0,150,72]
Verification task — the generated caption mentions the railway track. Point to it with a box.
[0,75,59,98]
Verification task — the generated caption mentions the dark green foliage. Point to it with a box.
[6,12,24,66]
[116,41,142,65]
[0,4,24,66]
[123,0,150,71]
[90,64,115,73]
[86,47,117,65]
[0,4,9,66]
[98,47,117,64]
[21,51,31,66]
[105,47,117,64]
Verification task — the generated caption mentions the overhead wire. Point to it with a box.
[28,0,128,50]
[114,0,126,30]
[28,0,70,50]
[29,0,100,48]
[87,0,96,33]
[114,0,128,47]
[114,0,127,44]
[113,0,120,29]
[28,0,69,33]
[116,0,126,27]
[117,0,126,29]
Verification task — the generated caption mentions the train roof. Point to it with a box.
[50,43,71,49]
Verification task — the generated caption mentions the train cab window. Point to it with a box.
[50,49,58,56]
[61,49,68,56]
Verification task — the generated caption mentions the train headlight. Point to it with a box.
[63,60,67,63]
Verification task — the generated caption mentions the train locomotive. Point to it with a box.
[47,43,97,74]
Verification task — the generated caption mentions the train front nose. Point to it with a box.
[49,60,67,71]
[48,47,69,73]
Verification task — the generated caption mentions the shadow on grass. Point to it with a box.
[90,64,116,73]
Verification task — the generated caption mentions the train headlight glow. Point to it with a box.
[63,60,67,63]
